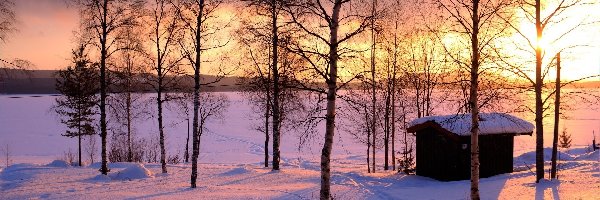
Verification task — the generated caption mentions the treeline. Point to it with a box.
[0,69,242,94]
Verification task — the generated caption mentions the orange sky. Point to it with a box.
[0,0,78,71]
[0,0,599,81]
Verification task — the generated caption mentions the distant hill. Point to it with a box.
[0,69,243,94]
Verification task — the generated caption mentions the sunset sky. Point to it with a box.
[0,0,78,71]
[0,0,599,81]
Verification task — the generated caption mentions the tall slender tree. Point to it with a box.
[146,0,185,174]
[369,0,378,173]
[435,0,514,198]
[285,0,373,198]
[175,0,230,188]
[109,27,146,163]
[550,52,561,179]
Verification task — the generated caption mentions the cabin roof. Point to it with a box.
[407,113,534,136]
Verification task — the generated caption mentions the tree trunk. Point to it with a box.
[190,0,204,188]
[320,2,341,199]
[158,85,167,173]
[99,0,109,175]
[370,0,377,173]
[470,1,481,199]
[264,79,271,168]
[365,105,371,173]
[384,68,390,171]
[391,47,397,171]
[127,90,132,162]
[185,118,189,163]
[271,0,282,171]
[551,52,561,179]
[534,0,545,183]
[78,130,82,167]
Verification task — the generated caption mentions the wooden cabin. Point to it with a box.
[407,113,534,181]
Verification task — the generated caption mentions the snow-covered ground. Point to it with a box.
[1,93,599,199]
[0,147,598,199]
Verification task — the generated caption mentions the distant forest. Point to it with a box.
[2,68,598,94]
[0,69,242,94]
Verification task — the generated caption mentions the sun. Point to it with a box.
[510,2,600,81]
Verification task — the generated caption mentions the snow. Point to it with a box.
[408,113,535,136]
[0,147,598,199]
[0,93,598,199]
[46,160,71,168]
[107,163,154,180]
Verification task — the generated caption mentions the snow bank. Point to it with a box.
[576,149,600,161]
[2,163,40,173]
[46,160,71,168]
[514,148,575,165]
[220,167,251,176]
[409,113,534,136]
[108,163,154,180]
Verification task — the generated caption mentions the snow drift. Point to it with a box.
[108,163,154,180]
[46,160,71,168]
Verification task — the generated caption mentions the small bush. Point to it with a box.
[167,154,180,164]
[62,149,76,165]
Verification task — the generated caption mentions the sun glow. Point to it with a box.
[509,1,600,81]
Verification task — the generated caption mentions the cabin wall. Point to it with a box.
[416,128,515,181]
[416,127,461,181]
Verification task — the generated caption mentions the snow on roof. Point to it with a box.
[408,113,534,136]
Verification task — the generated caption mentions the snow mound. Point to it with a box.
[109,163,154,180]
[46,160,71,168]
[515,148,575,165]
[221,167,251,176]
[409,113,534,136]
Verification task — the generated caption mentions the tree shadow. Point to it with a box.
[532,180,561,200]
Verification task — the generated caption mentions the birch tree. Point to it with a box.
[174,0,230,188]
[434,0,514,198]
[498,0,598,182]
[146,0,185,174]
[285,1,373,198]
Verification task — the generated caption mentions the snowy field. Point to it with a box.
[1,92,599,199]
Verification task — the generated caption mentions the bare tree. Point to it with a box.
[109,27,148,164]
[146,0,185,174]
[174,0,231,188]
[72,0,145,175]
[284,1,373,198]
[1,143,11,168]
[240,0,305,169]
[434,0,514,198]
[0,0,15,43]
[85,135,97,164]
[368,0,379,173]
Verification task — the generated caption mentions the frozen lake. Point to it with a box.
[1,91,599,164]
